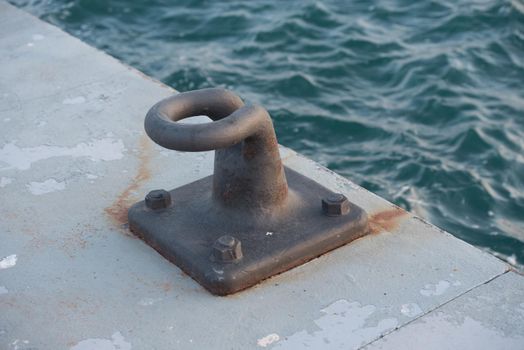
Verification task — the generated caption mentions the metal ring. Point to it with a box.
[144,88,271,152]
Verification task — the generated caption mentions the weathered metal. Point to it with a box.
[322,193,351,217]
[212,235,243,263]
[129,88,369,295]
[145,189,172,210]
[143,88,288,209]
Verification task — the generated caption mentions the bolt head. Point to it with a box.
[212,235,243,262]
[145,189,171,210]
[322,193,350,216]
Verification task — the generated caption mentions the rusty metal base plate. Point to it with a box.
[128,168,368,296]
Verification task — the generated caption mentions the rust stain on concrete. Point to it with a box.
[105,134,152,228]
[368,206,409,234]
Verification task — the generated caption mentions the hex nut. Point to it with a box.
[322,193,350,216]
[145,189,172,210]
[212,235,243,262]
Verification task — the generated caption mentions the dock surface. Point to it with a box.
[1,2,523,349]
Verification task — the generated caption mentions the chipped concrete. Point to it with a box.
[0,138,126,171]
[0,2,522,349]
[257,334,280,348]
[274,300,398,349]
[419,280,452,297]
[62,96,86,105]
[0,255,17,269]
[70,332,131,350]
[27,178,66,195]
[0,176,12,187]
[137,297,162,306]
[399,303,422,317]
[366,272,524,349]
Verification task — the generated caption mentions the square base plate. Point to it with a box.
[129,167,368,295]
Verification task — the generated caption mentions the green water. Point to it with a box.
[11,0,524,266]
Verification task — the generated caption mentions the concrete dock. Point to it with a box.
[1,2,523,349]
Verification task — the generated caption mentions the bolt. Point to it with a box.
[212,235,243,262]
[322,193,350,216]
[145,189,171,210]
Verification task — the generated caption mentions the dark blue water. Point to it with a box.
[10,0,524,267]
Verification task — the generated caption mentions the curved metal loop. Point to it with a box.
[144,88,288,209]
[145,88,271,152]
[131,89,369,296]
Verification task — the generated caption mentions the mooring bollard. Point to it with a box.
[128,88,368,295]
